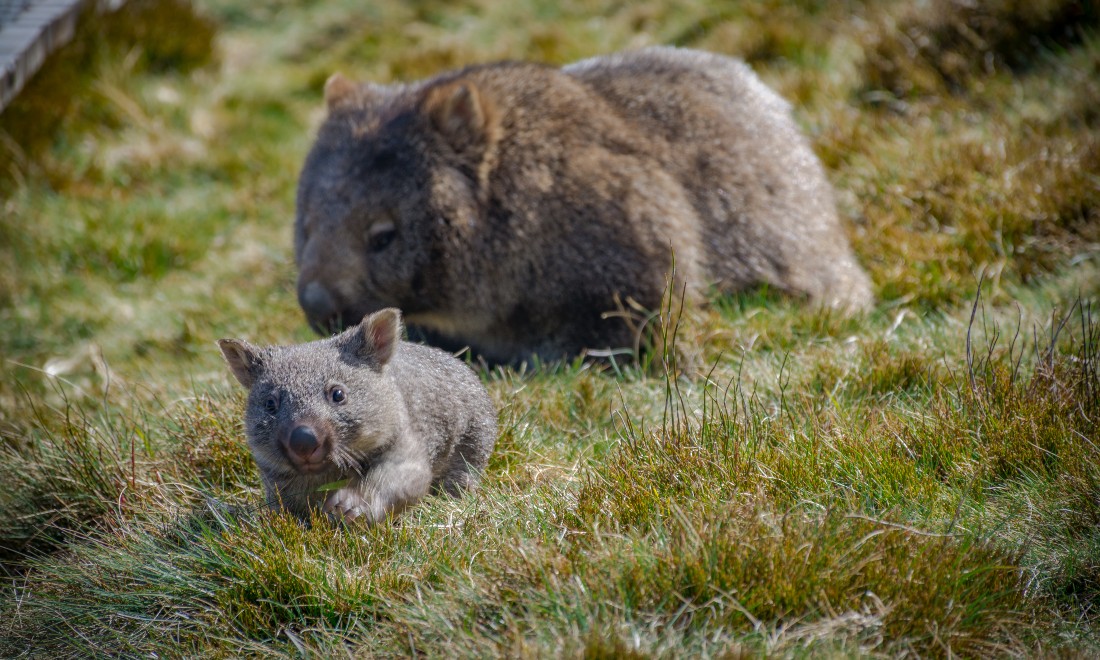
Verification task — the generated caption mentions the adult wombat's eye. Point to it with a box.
[367,221,396,253]
[328,386,347,404]
[264,395,280,415]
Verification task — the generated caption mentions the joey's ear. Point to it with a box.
[422,82,499,155]
[217,339,264,389]
[346,308,403,368]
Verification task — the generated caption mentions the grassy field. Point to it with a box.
[1,0,1098,655]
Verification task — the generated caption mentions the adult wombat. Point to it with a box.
[217,308,497,524]
[295,46,872,363]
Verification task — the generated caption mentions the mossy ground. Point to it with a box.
[1,0,1098,656]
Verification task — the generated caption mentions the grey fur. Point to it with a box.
[217,308,497,524]
[296,46,873,363]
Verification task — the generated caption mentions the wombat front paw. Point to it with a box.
[323,487,382,525]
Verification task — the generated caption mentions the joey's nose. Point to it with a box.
[288,425,319,458]
[299,281,337,329]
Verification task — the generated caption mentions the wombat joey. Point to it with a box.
[217,308,497,524]
[295,47,873,363]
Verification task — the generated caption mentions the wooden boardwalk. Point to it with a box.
[0,0,88,111]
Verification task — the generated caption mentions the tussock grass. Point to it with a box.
[863,0,1099,98]
[2,0,1100,655]
[4,299,1095,655]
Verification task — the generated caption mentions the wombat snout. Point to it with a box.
[289,425,319,455]
[284,424,329,469]
[299,281,339,332]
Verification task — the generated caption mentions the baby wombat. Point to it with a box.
[217,308,497,524]
[295,46,873,363]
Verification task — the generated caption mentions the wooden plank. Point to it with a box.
[0,0,89,112]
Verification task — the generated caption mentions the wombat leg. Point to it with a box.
[323,460,432,525]
[435,439,487,496]
[435,470,475,496]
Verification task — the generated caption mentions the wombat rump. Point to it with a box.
[217,309,497,524]
[295,46,873,363]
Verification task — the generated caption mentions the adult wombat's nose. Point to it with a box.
[288,425,319,458]
[299,281,336,328]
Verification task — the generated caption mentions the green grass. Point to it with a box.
[1,0,1099,655]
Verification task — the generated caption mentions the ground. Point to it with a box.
[0,0,1097,656]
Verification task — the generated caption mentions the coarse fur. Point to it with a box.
[295,46,873,363]
[217,309,497,524]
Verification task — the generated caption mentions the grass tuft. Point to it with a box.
[862,0,1100,99]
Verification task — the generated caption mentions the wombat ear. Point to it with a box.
[351,308,403,368]
[324,72,358,111]
[423,82,498,154]
[217,339,264,389]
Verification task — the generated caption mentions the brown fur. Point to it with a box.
[295,47,873,363]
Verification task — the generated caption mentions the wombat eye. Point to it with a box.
[367,222,396,253]
[264,395,279,415]
[329,387,347,404]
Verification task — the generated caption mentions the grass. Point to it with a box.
[1,0,1099,655]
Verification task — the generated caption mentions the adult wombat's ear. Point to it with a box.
[324,72,357,111]
[346,308,403,368]
[217,339,264,389]
[324,73,385,113]
[422,82,499,159]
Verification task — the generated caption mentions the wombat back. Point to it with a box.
[391,341,497,493]
[565,47,873,311]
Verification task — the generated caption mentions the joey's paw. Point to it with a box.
[322,487,367,524]
[322,487,378,525]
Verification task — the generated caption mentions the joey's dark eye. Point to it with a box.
[367,221,396,253]
[264,395,279,415]
[329,386,346,404]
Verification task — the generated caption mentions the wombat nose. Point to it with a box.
[288,425,319,457]
[299,282,337,327]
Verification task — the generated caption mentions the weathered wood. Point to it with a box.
[0,0,89,112]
